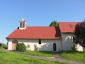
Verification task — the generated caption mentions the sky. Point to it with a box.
[0,0,85,43]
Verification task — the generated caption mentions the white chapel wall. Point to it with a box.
[61,33,74,51]
[7,39,62,51]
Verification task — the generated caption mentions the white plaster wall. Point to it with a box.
[40,39,62,51]
[18,39,38,51]
[61,33,74,51]
[18,39,62,51]
[61,33,84,51]
[7,39,62,51]
[7,39,13,50]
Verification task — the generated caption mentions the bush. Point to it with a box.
[16,43,26,52]
[71,44,76,51]
[34,44,39,51]
[0,43,7,49]
[0,43,2,47]
[27,45,30,48]
[2,44,7,49]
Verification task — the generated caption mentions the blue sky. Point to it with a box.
[0,0,85,43]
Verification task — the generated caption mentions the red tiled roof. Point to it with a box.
[6,27,61,39]
[59,22,78,33]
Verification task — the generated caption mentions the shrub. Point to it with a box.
[71,44,76,51]
[2,44,7,49]
[27,45,30,48]
[16,43,26,52]
[34,44,39,51]
[0,43,2,47]
[0,43,7,49]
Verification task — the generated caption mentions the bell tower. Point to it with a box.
[19,18,26,30]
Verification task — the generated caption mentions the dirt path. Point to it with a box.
[1,49,85,64]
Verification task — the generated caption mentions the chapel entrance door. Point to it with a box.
[12,40,18,50]
[53,43,56,51]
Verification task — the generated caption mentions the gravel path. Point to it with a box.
[18,53,85,64]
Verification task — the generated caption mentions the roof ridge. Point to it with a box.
[58,21,81,23]
[26,26,57,27]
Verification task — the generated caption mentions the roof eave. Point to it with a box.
[6,37,61,40]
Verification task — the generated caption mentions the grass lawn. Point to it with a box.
[24,51,54,57]
[0,50,68,64]
[0,47,6,50]
[60,51,85,62]
[0,47,5,49]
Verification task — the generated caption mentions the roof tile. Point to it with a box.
[6,27,61,39]
[59,22,78,33]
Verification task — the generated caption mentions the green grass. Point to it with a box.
[0,51,68,64]
[60,51,85,62]
[0,47,5,50]
[24,51,54,57]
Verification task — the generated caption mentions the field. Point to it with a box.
[0,50,68,64]
[24,51,54,57]
[60,51,85,62]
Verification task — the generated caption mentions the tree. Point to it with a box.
[49,21,58,26]
[74,21,85,48]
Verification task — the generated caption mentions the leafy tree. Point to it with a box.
[74,21,85,48]
[49,21,58,26]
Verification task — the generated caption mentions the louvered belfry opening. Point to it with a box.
[19,18,26,30]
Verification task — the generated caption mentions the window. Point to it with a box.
[22,22,25,27]
[73,36,75,43]
[20,22,22,27]
[39,39,41,44]
[20,22,25,28]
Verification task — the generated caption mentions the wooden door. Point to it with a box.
[53,43,56,51]
[12,40,18,50]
